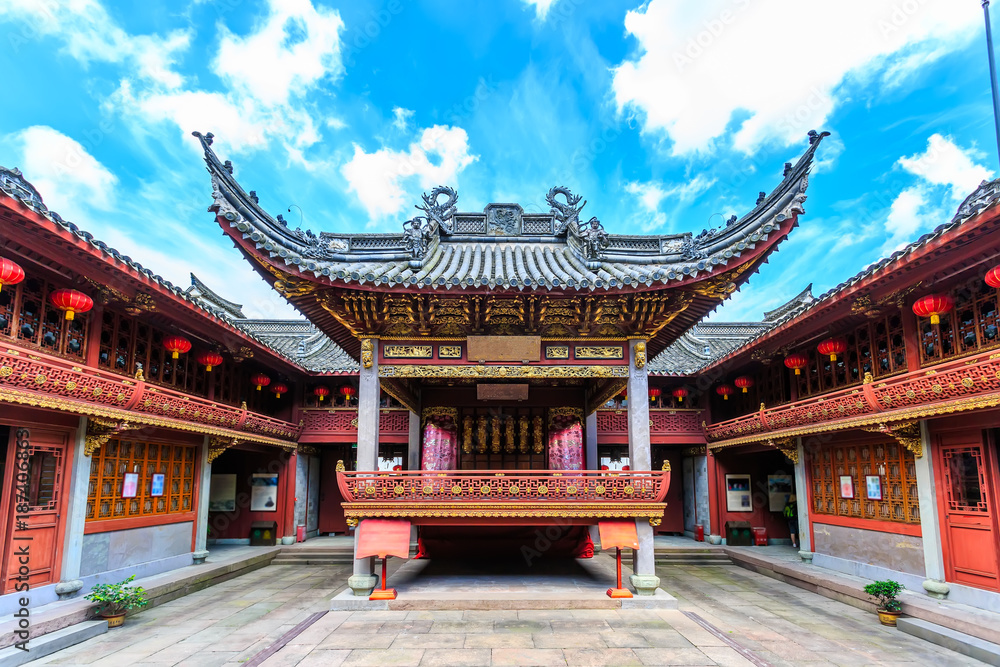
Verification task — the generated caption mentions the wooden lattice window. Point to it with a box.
[941,446,989,513]
[86,438,196,521]
[0,276,88,359]
[920,280,1000,365]
[795,312,907,399]
[810,440,919,524]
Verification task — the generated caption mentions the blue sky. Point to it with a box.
[0,0,996,322]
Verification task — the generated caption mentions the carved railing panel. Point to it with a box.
[0,346,298,441]
[336,469,669,503]
[706,348,1000,442]
[596,408,703,437]
[300,408,410,438]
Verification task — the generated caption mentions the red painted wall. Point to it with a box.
[713,449,794,542]
[652,446,685,533]
[208,446,294,541]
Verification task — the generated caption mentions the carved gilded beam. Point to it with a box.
[380,365,628,379]
[85,417,132,457]
[861,421,922,458]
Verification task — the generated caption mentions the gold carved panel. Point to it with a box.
[438,345,463,359]
[545,346,569,360]
[575,345,624,360]
[383,344,433,359]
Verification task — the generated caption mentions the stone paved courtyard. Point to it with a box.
[28,557,987,666]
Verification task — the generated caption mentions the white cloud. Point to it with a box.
[341,125,478,220]
[522,0,557,20]
[625,175,717,229]
[1,0,190,88]
[881,135,994,253]
[8,125,118,215]
[392,107,415,130]
[897,133,993,200]
[214,0,344,107]
[612,1,978,155]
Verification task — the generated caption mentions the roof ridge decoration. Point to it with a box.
[193,129,827,293]
[186,273,246,319]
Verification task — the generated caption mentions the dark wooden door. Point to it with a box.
[318,446,351,534]
[937,431,1000,591]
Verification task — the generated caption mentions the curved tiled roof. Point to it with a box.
[699,177,1000,372]
[0,165,307,371]
[233,320,358,374]
[195,131,827,293]
[186,273,246,319]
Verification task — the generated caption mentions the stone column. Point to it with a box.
[349,337,380,596]
[585,411,598,469]
[193,436,212,563]
[407,410,421,471]
[627,338,658,595]
[281,451,297,545]
[56,416,91,599]
[793,437,813,562]
[915,420,949,599]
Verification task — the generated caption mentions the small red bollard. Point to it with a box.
[606,546,633,599]
[695,525,704,542]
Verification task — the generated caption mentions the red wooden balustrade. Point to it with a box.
[336,469,670,504]
[596,408,703,443]
[0,345,299,440]
[705,346,1000,442]
[299,408,410,443]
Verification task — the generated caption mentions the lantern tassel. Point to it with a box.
[829,354,836,362]
[931,314,940,325]
[276,392,282,398]
[742,387,748,393]
[256,385,262,391]
[206,365,213,372]
[172,351,179,359]
[794,369,801,375]
[723,395,728,401]
[678,396,683,402]
[64,310,74,321]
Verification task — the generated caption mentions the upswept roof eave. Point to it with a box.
[194,130,827,298]
[697,177,1000,374]
[0,166,309,374]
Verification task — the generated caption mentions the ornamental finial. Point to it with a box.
[336,459,345,472]
[661,460,670,472]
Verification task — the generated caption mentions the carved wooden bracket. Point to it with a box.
[85,417,131,457]
[208,436,239,463]
[767,437,799,464]
[861,421,922,458]
[297,444,319,456]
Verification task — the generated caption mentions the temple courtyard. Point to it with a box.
[24,553,988,667]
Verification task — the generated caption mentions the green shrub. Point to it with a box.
[863,579,903,612]
[84,575,148,616]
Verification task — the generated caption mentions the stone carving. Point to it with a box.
[402,216,435,259]
[546,186,586,234]
[679,235,708,260]
[486,204,521,235]
[634,342,646,369]
[578,217,609,260]
[416,186,458,233]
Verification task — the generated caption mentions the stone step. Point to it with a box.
[0,620,106,667]
[897,617,1000,666]
[271,557,354,565]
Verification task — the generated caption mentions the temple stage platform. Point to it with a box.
[330,552,678,611]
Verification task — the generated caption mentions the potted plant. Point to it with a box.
[84,575,148,628]
[864,579,903,626]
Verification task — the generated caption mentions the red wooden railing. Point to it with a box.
[706,347,1000,442]
[298,408,410,442]
[336,469,670,503]
[596,407,703,441]
[0,346,299,440]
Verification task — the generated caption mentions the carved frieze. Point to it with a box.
[383,345,433,359]
[575,346,624,360]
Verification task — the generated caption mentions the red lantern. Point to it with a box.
[0,258,25,293]
[48,288,93,321]
[734,376,754,393]
[784,353,808,376]
[197,351,223,372]
[269,383,288,399]
[716,385,734,401]
[672,388,688,403]
[338,385,355,398]
[163,335,192,360]
[251,373,271,391]
[314,385,332,402]
[648,387,662,404]
[912,294,954,325]
[817,337,847,362]
[986,266,1000,289]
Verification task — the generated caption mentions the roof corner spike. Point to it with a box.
[807,129,830,145]
[191,130,215,147]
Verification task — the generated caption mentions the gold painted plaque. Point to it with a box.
[438,345,463,359]
[545,345,570,360]
[383,345,433,359]
[467,336,540,362]
[575,345,624,360]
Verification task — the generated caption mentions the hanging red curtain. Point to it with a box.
[547,408,584,470]
[420,407,459,471]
